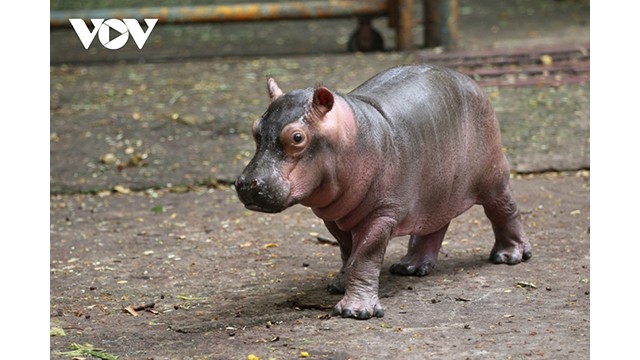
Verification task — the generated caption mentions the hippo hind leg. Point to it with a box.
[480,181,533,264]
[390,223,449,276]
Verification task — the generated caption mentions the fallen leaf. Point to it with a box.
[124,306,139,317]
[316,235,338,246]
[54,343,118,360]
[515,281,538,289]
[151,206,164,214]
[100,153,118,164]
[175,294,207,301]
[50,327,66,336]
[113,185,130,194]
[127,153,148,167]
[540,54,553,66]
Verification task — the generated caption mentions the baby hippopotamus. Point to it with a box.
[235,64,532,320]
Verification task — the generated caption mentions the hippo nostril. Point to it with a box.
[235,176,248,189]
[250,179,258,189]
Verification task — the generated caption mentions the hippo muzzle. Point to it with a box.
[235,164,291,214]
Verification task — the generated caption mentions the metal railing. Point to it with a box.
[50,0,458,51]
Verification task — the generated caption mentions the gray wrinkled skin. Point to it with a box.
[236,65,532,320]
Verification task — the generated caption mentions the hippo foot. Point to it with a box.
[389,259,433,277]
[490,246,533,265]
[332,296,384,320]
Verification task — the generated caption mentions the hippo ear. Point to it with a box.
[310,87,334,119]
[266,77,283,101]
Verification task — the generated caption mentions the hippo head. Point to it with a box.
[235,77,338,213]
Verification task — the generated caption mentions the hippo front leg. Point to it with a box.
[331,217,394,320]
[323,221,352,294]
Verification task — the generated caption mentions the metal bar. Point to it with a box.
[430,56,589,69]
[464,62,590,78]
[478,74,590,88]
[423,0,439,47]
[396,0,414,50]
[422,44,590,62]
[423,0,457,48]
[442,0,458,48]
[50,1,389,28]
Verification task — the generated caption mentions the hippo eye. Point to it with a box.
[280,125,308,157]
[292,132,305,144]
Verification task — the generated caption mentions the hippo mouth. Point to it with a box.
[243,203,284,214]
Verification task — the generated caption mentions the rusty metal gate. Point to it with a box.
[50,0,459,52]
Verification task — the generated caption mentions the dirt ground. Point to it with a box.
[49,0,590,359]
[50,173,590,360]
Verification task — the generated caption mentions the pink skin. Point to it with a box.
[268,81,445,318]
[237,66,532,319]
[288,96,359,211]
[284,92,394,318]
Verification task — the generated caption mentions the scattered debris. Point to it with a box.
[316,235,338,246]
[515,281,538,289]
[151,205,165,214]
[113,185,131,194]
[50,327,66,337]
[54,343,118,360]
[100,153,118,165]
[256,336,280,343]
[123,302,156,317]
[124,306,139,317]
[540,54,553,66]
[175,294,207,301]
[287,298,334,311]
